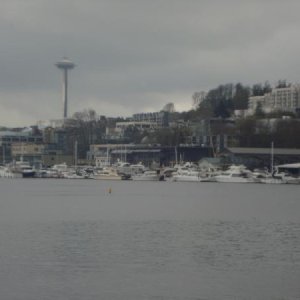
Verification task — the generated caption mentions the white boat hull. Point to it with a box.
[214,176,255,183]
[259,178,286,184]
[0,167,19,178]
[132,170,164,181]
[131,176,161,181]
[93,175,121,180]
[173,175,201,182]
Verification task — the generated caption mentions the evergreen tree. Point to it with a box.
[232,83,249,110]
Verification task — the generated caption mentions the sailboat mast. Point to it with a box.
[74,140,78,167]
[125,145,127,163]
[271,141,274,174]
[21,142,24,162]
[106,146,109,166]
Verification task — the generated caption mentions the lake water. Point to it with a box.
[0,179,299,300]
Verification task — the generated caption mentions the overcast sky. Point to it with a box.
[1,0,300,127]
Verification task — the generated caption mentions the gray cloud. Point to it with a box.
[1,0,300,126]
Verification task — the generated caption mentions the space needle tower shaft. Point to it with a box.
[55,58,75,119]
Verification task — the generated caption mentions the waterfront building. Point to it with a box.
[189,118,237,153]
[88,143,212,167]
[42,153,74,167]
[0,129,43,164]
[41,127,73,166]
[42,127,68,152]
[11,143,44,166]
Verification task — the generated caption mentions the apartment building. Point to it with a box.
[132,111,169,127]
[248,84,300,114]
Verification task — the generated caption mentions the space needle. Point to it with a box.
[55,57,75,119]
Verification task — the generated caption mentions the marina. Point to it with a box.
[2,161,300,184]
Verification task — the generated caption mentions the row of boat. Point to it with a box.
[1,161,300,184]
[173,164,300,184]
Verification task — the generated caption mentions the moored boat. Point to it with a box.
[0,166,15,178]
[132,170,164,181]
[172,169,202,182]
[213,165,257,183]
[9,161,35,178]
[275,163,300,184]
[93,168,122,180]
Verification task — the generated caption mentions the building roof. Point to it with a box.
[226,147,300,155]
[0,131,31,137]
[277,163,300,169]
[111,149,160,154]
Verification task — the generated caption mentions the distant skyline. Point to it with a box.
[1,0,300,126]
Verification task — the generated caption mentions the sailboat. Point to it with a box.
[256,142,285,184]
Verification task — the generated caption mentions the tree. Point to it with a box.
[192,91,206,108]
[123,126,143,143]
[200,83,234,118]
[252,120,272,147]
[196,103,214,119]
[63,109,107,159]
[148,127,192,146]
[235,117,256,147]
[254,102,265,118]
[252,81,272,96]
[263,81,272,94]
[214,100,231,118]
[232,83,249,110]
[273,120,300,147]
[162,102,175,113]
[252,83,264,96]
[276,80,290,89]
